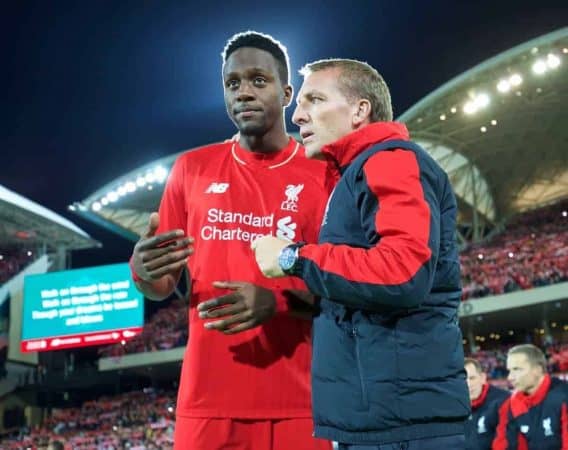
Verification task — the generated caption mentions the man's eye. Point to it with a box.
[226,79,239,89]
[311,97,322,103]
[254,77,267,85]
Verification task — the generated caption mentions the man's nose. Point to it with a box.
[292,104,308,125]
[236,82,255,102]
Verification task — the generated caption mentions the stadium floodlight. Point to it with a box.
[547,53,560,69]
[450,107,457,113]
[145,172,156,183]
[564,48,568,54]
[92,202,102,212]
[509,73,522,86]
[508,252,514,258]
[474,93,490,108]
[154,166,168,183]
[491,119,497,126]
[477,253,484,259]
[497,79,511,93]
[463,101,477,115]
[125,181,136,193]
[136,176,146,187]
[117,185,127,196]
[0,255,3,261]
[108,191,119,202]
[562,211,567,217]
[480,126,487,133]
[532,59,547,75]
[27,251,32,256]
[101,197,109,206]
[440,114,446,121]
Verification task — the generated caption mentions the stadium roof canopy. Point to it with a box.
[71,28,568,244]
[0,184,99,251]
[399,27,567,240]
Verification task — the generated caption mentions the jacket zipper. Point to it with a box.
[353,327,369,410]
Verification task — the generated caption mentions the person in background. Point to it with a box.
[464,357,509,450]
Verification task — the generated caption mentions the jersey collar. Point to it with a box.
[231,137,300,169]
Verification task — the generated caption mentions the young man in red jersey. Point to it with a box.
[129,32,332,450]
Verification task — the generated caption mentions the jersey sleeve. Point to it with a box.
[156,155,188,234]
[295,149,439,310]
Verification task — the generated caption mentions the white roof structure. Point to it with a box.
[399,27,567,240]
[0,184,99,251]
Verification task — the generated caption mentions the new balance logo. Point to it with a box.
[205,183,229,194]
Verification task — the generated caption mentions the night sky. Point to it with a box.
[2,0,566,268]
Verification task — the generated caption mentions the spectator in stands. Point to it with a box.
[493,344,568,449]
[47,440,64,450]
[460,199,568,300]
[464,357,510,450]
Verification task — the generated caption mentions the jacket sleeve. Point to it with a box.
[296,149,440,310]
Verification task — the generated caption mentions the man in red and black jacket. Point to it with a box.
[253,59,470,448]
[493,344,568,450]
[464,357,510,450]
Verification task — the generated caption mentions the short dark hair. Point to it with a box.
[299,58,393,122]
[508,344,547,372]
[464,357,483,373]
[222,31,290,85]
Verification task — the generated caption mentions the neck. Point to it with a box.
[239,120,289,153]
[526,374,546,395]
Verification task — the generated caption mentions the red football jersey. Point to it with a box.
[157,137,331,418]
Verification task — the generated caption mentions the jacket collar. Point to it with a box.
[510,374,551,417]
[321,122,410,169]
[471,383,490,410]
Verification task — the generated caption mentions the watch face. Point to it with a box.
[279,246,297,271]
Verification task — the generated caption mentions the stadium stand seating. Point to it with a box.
[461,200,567,299]
[0,248,35,284]
[2,388,175,449]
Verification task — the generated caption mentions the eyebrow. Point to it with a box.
[224,67,274,79]
[297,90,326,103]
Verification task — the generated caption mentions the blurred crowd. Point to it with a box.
[2,388,175,450]
[461,200,567,299]
[0,248,35,284]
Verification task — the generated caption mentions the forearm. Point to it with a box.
[297,242,433,310]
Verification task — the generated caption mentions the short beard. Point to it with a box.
[238,122,267,137]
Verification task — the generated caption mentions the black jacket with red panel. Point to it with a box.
[465,383,510,450]
[291,122,470,444]
[493,375,568,450]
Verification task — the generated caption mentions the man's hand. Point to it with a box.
[251,236,289,278]
[197,282,276,334]
[131,212,194,282]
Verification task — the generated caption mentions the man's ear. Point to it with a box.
[353,99,372,127]
[283,84,293,107]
